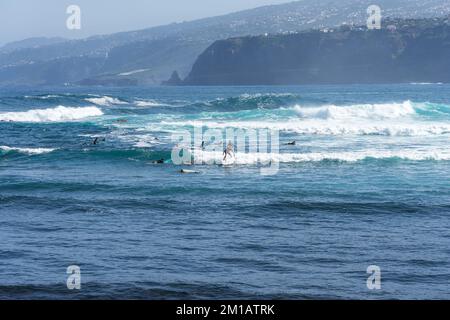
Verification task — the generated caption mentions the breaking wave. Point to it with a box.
[0,146,56,155]
[194,149,450,165]
[294,101,417,120]
[160,119,450,136]
[159,101,450,136]
[186,93,302,112]
[85,96,128,106]
[133,99,170,107]
[0,106,103,123]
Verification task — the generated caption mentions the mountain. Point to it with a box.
[1,0,450,86]
[0,37,68,54]
[184,17,450,85]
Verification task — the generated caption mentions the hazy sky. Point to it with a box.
[0,0,294,45]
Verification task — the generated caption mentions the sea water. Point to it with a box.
[0,84,449,299]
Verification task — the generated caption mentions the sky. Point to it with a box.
[0,0,294,46]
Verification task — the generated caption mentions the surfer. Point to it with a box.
[153,158,165,164]
[223,141,235,161]
[92,137,106,145]
[285,141,296,146]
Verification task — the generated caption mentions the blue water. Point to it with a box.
[0,84,449,299]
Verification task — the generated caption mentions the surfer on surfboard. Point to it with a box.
[223,141,235,161]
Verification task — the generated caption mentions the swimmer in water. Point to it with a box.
[92,137,106,145]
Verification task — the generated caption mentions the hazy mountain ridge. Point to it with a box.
[1,0,449,86]
[0,37,68,54]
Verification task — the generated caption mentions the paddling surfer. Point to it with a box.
[92,137,106,145]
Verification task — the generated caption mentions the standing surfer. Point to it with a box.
[223,141,235,161]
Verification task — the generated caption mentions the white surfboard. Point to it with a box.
[220,155,236,167]
[180,169,200,174]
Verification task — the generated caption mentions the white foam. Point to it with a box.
[0,106,103,123]
[0,106,103,122]
[193,148,450,165]
[25,95,60,100]
[134,100,165,107]
[294,101,416,120]
[85,96,127,106]
[157,101,450,136]
[159,119,450,136]
[0,146,56,155]
[239,93,296,99]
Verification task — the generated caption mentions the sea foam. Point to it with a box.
[194,148,450,165]
[159,101,450,136]
[0,106,103,123]
[0,146,56,155]
[293,101,416,120]
[160,119,450,136]
[134,100,165,107]
[86,96,127,106]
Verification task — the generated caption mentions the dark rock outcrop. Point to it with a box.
[162,71,183,86]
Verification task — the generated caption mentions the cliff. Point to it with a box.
[184,18,450,85]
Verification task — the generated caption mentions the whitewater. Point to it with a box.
[0,105,103,123]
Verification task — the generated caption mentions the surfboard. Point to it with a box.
[220,156,236,167]
[180,169,200,174]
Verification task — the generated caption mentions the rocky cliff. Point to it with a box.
[184,18,450,85]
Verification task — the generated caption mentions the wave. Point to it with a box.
[157,101,450,136]
[0,106,103,123]
[193,149,450,164]
[24,94,60,100]
[85,96,128,106]
[134,100,166,107]
[0,146,56,155]
[187,100,450,121]
[294,101,417,120]
[187,93,302,112]
[160,119,450,136]
[3,145,446,163]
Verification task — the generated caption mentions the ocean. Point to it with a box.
[0,84,449,299]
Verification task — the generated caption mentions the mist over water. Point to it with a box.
[1,84,449,299]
